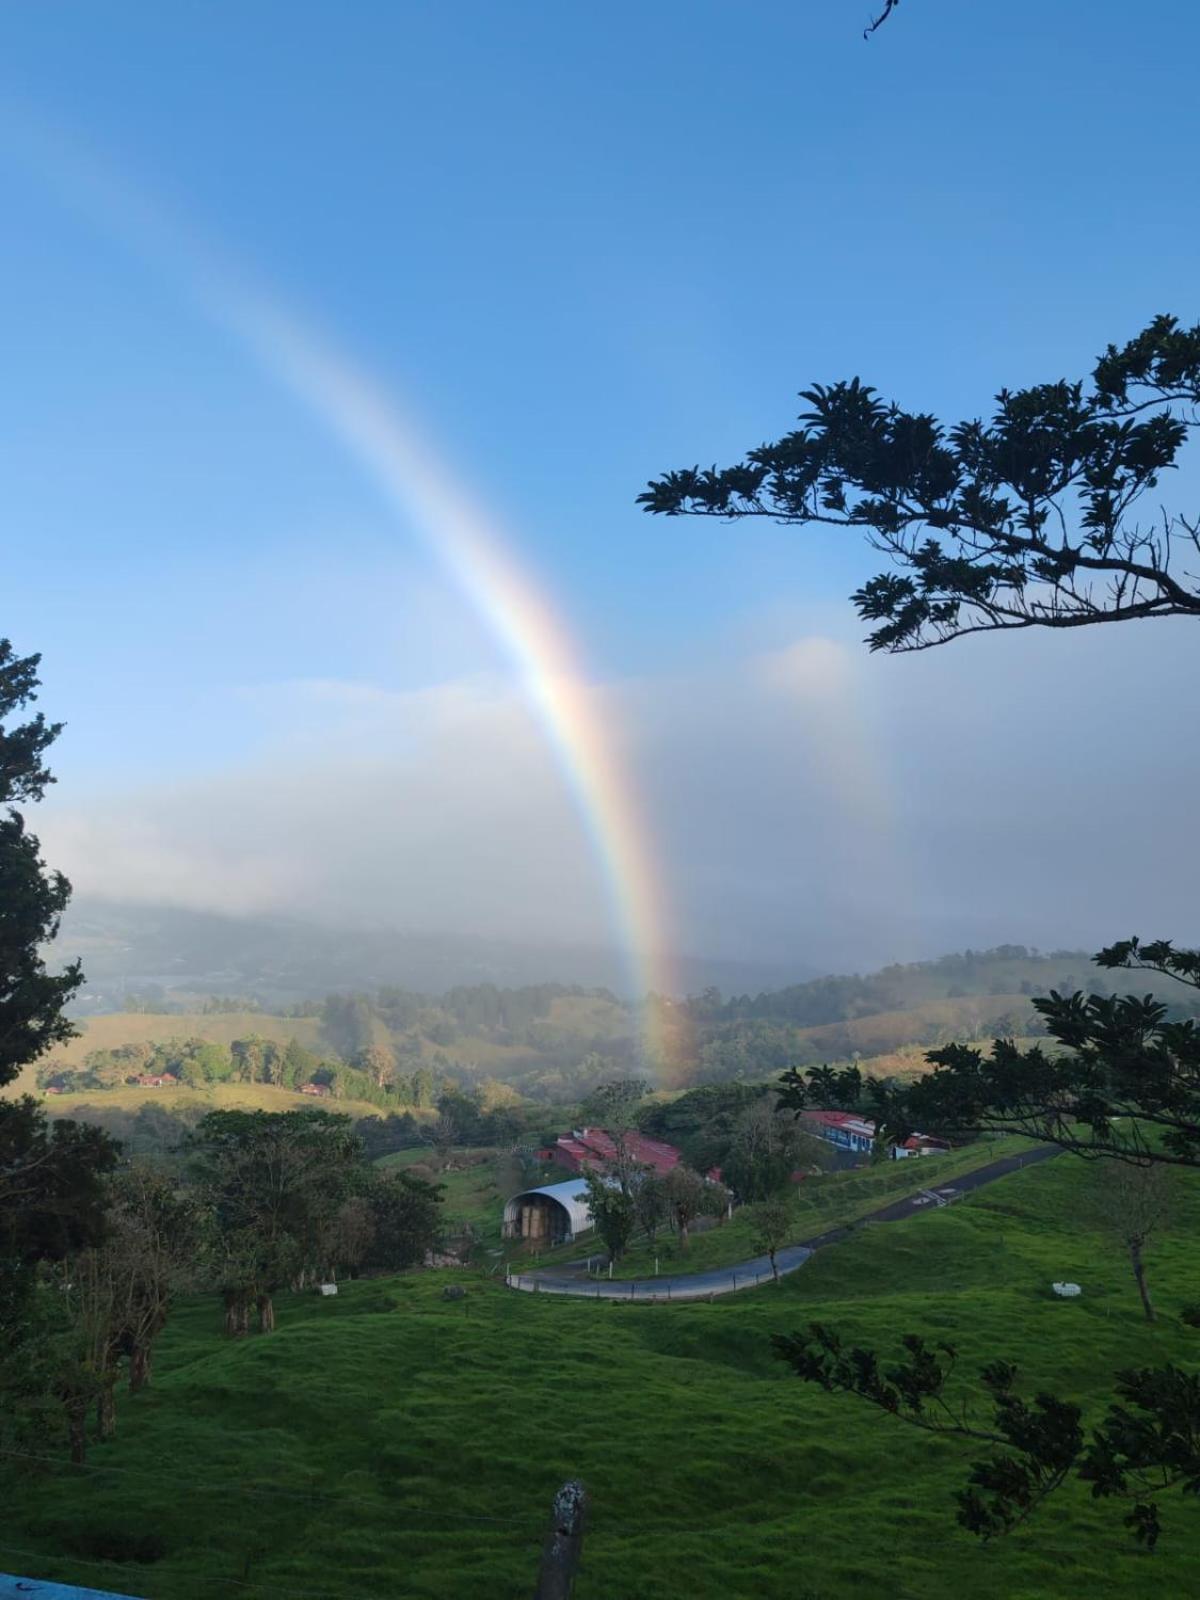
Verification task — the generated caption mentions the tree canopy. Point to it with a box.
[641,315,1200,653]
[848,939,1200,1170]
[0,642,115,1337]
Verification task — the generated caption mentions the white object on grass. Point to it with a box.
[1052,1281,1081,1298]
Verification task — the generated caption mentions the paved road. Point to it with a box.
[506,1144,1059,1303]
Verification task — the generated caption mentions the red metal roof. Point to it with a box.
[802,1109,876,1138]
[550,1127,681,1176]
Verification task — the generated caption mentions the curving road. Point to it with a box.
[505,1144,1058,1303]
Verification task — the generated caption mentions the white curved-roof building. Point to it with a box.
[503,1179,594,1245]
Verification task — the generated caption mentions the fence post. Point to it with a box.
[534,1479,587,1600]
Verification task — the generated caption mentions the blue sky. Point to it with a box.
[3,1,1199,970]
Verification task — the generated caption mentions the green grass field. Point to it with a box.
[378,1148,560,1251]
[518,1137,1035,1275]
[34,1081,390,1120]
[5,1012,327,1097]
[5,1155,1199,1600]
[790,993,1036,1058]
[379,1148,511,1248]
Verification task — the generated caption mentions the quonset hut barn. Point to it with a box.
[502,1179,594,1246]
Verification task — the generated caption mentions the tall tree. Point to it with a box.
[747,1197,794,1283]
[51,1161,195,1452]
[661,1164,708,1252]
[105,1163,200,1391]
[355,1043,397,1091]
[422,1110,459,1171]
[641,316,1200,653]
[724,1095,833,1201]
[582,1169,636,1265]
[187,1108,362,1332]
[1087,1160,1174,1324]
[630,1170,668,1245]
[362,1169,443,1272]
[0,639,84,1075]
[0,641,115,1354]
[578,1078,649,1130]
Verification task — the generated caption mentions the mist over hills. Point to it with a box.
[28,918,1197,1113]
[53,897,812,1014]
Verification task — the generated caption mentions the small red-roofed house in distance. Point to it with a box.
[802,1109,951,1163]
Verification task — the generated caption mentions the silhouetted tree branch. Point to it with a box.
[774,1325,1200,1545]
[781,940,1200,1169]
[865,0,900,39]
[641,315,1200,652]
[775,941,1200,1546]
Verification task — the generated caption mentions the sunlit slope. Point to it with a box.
[5,1155,1199,1599]
[790,993,1037,1060]
[37,1081,390,1119]
[4,1011,324,1097]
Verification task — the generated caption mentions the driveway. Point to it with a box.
[505,1143,1058,1302]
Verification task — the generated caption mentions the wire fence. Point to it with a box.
[504,1262,802,1301]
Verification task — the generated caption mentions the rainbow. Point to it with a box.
[226,296,682,1059]
[5,111,683,1067]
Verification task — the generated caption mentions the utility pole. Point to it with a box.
[533,1480,587,1600]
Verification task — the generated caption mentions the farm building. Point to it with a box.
[502,1179,594,1246]
[802,1109,876,1157]
[802,1109,950,1162]
[894,1133,952,1158]
[537,1127,681,1177]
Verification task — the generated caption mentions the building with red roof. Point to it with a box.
[541,1127,681,1178]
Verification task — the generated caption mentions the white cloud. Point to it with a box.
[39,620,1200,978]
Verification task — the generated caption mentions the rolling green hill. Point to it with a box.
[5,1011,325,1098]
[13,940,1197,1113]
[37,1080,390,1121]
[5,1153,1199,1598]
[789,993,1035,1059]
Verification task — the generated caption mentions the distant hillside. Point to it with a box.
[39,1080,388,1121]
[687,944,1195,1027]
[51,897,810,1009]
[788,994,1036,1060]
[15,940,1198,1113]
[6,1011,325,1098]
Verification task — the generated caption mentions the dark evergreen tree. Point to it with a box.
[0,641,116,1436]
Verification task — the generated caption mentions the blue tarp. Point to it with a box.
[1,1575,145,1600]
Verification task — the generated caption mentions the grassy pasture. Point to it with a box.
[519,1137,1036,1275]
[594,1136,1037,1276]
[380,1148,511,1248]
[378,1147,561,1251]
[32,1081,390,1120]
[5,1011,326,1097]
[790,993,1036,1059]
[6,1155,1199,1600]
